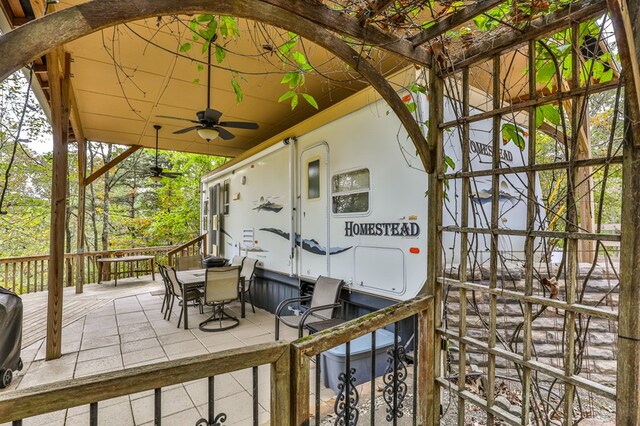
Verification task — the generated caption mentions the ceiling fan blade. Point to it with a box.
[160,171,182,178]
[173,125,202,135]
[215,127,235,140]
[156,115,199,124]
[218,121,259,130]
[202,108,223,123]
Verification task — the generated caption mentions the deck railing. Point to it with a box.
[0,295,434,426]
[167,233,207,267]
[0,246,175,295]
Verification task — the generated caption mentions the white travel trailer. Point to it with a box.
[200,80,538,308]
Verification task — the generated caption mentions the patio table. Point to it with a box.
[176,268,246,330]
[97,255,155,286]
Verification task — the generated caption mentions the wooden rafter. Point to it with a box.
[409,0,503,47]
[85,145,142,186]
[448,0,608,71]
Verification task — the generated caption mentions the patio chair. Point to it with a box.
[274,276,344,340]
[157,264,173,319]
[175,254,203,271]
[165,266,204,328]
[199,266,241,332]
[228,255,245,267]
[239,257,258,314]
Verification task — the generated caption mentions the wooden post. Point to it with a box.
[270,348,291,426]
[617,106,640,425]
[425,64,444,425]
[45,49,71,360]
[76,137,86,293]
[416,298,433,425]
[289,346,310,425]
[615,1,640,424]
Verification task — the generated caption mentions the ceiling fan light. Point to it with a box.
[150,175,163,182]
[197,127,219,141]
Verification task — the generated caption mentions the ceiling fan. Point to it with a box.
[157,42,259,141]
[149,124,182,182]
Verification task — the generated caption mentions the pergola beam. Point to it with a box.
[0,0,433,84]
[409,0,503,47]
[0,0,432,172]
[448,0,608,71]
[85,145,142,186]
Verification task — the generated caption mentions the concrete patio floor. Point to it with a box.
[0,275,325,426]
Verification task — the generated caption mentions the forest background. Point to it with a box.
[0,71,224,258]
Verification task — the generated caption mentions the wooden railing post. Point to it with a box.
[290,345,310,425]
[271,346,291,426]
[417,297,434,425]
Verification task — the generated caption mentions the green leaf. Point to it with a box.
[192,78,200,84]
[278,91,296,103]
[501,123,526,151]
[196,14,214,23]
[600,68,614,83]
[215,44,226,63]
[179,43,192,53]
[292,51,307,66]
[444,155,455,171]
[288,72,300,89]
[301,93,318,109]
[535,107,544,128]
[201,41,210,54]
[197,64,204,72]
[536,61,557,86]
[290,93,299,110]
[406,102,416,113]
[281,72,295,84]
[231,79,243,103]
[539,104,561,126]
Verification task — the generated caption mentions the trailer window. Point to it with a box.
[332,168,370,214]
[308,159,320,199]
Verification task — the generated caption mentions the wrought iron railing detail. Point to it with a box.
[196,376,228,426]
[383,324,407,423]
[334,341,359,426]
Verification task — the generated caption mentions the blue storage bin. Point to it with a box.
[321,328,399,394]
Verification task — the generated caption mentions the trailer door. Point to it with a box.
[299,143,329,278]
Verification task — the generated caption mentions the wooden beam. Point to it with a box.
[409,0,503,47]
[75,137,86,294]
[0,0,432,171]
[0,0,433,84]
[45,49,70,361]
[448,0,607,71]
[608,0,640,146]
[84,145,141,186]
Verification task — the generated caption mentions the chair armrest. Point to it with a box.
[275,295,312,316]
[299,302,342,324]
